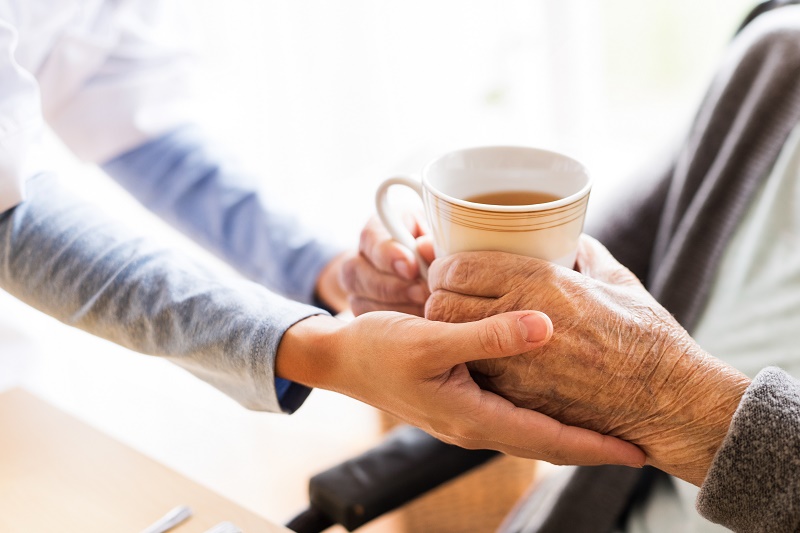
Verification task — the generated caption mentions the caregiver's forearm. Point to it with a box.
[102,125,345,304]
[0,174,325,412]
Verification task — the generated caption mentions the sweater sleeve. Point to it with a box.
[101,125,345,305]
[696,367,800,532]
[0,172,324,413]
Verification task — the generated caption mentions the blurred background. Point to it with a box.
[0,0,756,531]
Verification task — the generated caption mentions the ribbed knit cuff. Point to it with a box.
[697,367,800,532]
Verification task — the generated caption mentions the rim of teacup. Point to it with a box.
[420,146,592,213]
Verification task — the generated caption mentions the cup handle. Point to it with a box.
[375,176,429,280]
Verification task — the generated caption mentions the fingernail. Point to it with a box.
[407,284,426,304]
[626,463,644,469]
[518,312,553,343]
[393,260,412,280]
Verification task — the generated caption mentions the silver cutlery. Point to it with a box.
[203,521,242,533]
[140,505,193,533]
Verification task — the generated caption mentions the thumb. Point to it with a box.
[438,311,553,366]
[576,235,642,289]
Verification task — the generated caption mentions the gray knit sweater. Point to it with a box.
[503,6,800,533]
[699,367,800,531]
[0,173,324,413]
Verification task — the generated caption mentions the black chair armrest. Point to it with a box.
[286,425,498,532]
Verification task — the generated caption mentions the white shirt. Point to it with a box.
[0,0,193,212]
[627,121,800,532]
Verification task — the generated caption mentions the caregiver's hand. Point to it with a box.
[425,235,750,485]
[341,215,435,316]
[276,308,645,466]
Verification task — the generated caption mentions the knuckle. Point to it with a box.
[358,225,376,255]
[425,291,456,322]
[340,257,358,292]
[426,259,444,288]
[524,257,555,281]
[543,425,568,465]
[426,291,495,323]
[435,419,482,446]
[610,265,643,288]
[444,256,472,289]
[376,240,397,269]
[477,320,515,356]
[456,422,484,443]
[547,450,568,466]
[376,278,399,302]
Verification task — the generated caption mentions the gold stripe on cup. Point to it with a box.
[443,203,586,227]
[429,193,588,216]
[430,195,589,232]
[447,198,587,216]
[434,212,587,233]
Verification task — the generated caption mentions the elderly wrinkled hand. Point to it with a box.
[425,235,751,486]
[277,308,645,467]
[341,214,434,316]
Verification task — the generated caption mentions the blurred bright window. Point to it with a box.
[186,0,755,239]
[32,0,757,244]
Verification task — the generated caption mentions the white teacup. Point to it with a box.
[376,146,592,278]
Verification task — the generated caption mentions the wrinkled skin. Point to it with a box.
[425,236,751,486]
[280,309,647,466]
[341,215,434,317]
[339,217,647,466]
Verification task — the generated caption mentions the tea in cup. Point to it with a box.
[376,146,591,277]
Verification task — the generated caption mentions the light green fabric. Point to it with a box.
[626,121,800,532]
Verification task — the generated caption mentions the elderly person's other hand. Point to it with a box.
[341,215,434,316]
[426,235,751,486]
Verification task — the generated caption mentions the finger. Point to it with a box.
[342,255,429,305]
[431,311,553,366]
[576,235,643,289]
[402,210,429,239]
[350,296,425,317]
[428,251,546,297]
[440,391,645,466]
[416,235,435,265]
[425,290,497,324]
[360,216,421,280]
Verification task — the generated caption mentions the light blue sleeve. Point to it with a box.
[101,125,345,305]
[102,126,347,409]
[0,173,321,413]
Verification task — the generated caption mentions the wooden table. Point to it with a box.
[0,388,290,533]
